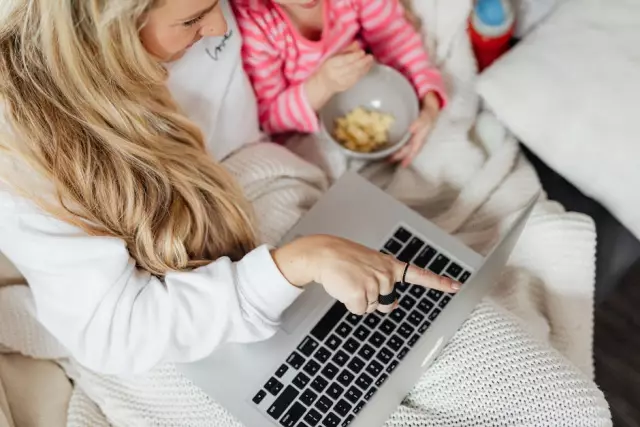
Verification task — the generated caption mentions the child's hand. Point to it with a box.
[317,44,374,94]
[304,45,374,112]
[390,92,441,167]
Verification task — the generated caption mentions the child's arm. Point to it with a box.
[356,0,447,107]
[235,6,372,135]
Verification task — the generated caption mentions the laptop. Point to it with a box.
[179,171,538,427]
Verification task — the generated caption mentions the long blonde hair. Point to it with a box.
[0,0,258,275]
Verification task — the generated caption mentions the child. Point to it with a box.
[233,0,447,167]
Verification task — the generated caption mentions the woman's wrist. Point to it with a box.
[271,236,319,288]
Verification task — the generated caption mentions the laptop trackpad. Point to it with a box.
[281,284,331,334]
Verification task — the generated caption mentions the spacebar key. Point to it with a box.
[310,302,348,341]
[267,386,299,420]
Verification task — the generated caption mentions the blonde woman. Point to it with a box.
[0,0,609,425]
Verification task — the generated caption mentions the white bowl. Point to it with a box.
[319,64,420,160]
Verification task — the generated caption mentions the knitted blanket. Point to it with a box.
[0,0,611,425]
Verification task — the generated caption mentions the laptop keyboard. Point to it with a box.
[252,226,472,427]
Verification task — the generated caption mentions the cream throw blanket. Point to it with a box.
[0,0,610,425]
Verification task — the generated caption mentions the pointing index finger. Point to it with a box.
[396,262,461,293]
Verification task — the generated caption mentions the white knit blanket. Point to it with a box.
[0,0,611,425]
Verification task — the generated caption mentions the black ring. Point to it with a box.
[378,290,397,306]
[401,262,410,285]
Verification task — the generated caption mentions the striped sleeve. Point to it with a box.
[356,0,447,107]
[234,5,319,134]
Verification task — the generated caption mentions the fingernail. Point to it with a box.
[451,282,461,291]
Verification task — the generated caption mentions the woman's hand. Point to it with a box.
[272,235,460,315]
[390,91,442,168]
[304,44,374,112]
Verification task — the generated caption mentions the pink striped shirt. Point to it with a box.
[234,0,447,135]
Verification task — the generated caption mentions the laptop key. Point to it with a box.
[395,282,409,293]
[363,313,382,329]
[332,350,349,367]
[428,254,450,274]
[287,352,306,370]
[387,335,403,351]
[311,376,329,393]
[345,313,362,326]
[300,389,318,406]
[322,363,340,380]
[397,237,424,263]
[417,298,434,315]
[347,357,365,373]
[337,370,355,387]
[407,311,425,327]
[418,321,431,334]
[368,331,386,347]
[427,289,444,302]
[409,286,426,299]
[439,295,452,309]
[336,323,352,338]
[384,239,402,254]
[398,347,409,360]
[326,335,343,351]
[376,347,394,364]
[315,396,333,413]
[414,246,437,268]
[353,325,371,341]
[386,360,399,373]
[357,343,376,361]
[355,373,373,390]
[345,386,363,404]
[280,402,306,427]
[353,400,366,414]
[393,227,412,243]
[379,319,396,335]
[334,399,353,417]
[252,390,267,404]
[275,364,289,378]
[298,337,319,357]
[459,271,471,283]
[314,347,331,363]
[342,414,355,426]
[389,307,407,323]
[311,303,348,341]
[293,373,310,389]
[267,385,299,420]
[429,308,442,321]
[326,383,344,400]
[408,334,420,347]
[321,412,341,427]
[265,377,284,395]
[446,263,463,279]
[344,338,360,354]
[375,373,388,387]
[397,322,414,339]
[399,296,416,311]
[366,360,384,377]
[304,408,322,426]
[364,387,377,401]
[303,360,321,376]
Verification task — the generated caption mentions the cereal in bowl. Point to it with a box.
[333,107,395,153]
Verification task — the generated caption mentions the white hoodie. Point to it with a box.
[0,0,302,375]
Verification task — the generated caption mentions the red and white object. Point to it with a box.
[468,0,516,71]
